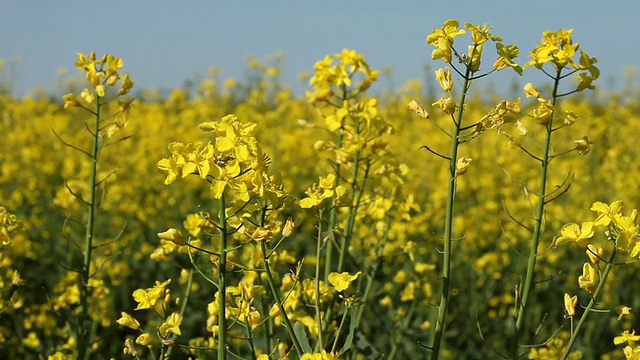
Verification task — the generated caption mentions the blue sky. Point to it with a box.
[1,1,638,97]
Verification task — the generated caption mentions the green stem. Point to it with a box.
[510,68,562,359]
[331,305,350,354]
[218,194,228,360]
[430,66,472,360]
[322,153,368,341]
[258,276,274,354]
[337,153,367,273]
[76,95,101,360]
[245,323,258,360]
[355,214,391,327]
[561,248,617,360]
[260,240,303,356]
[324,87,348,282]
[165,269,194,358]
[315,208,325,350]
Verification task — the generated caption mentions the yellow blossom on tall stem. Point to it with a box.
[435,67,453,91]
[578,262,597,293]
[426,19,466,62]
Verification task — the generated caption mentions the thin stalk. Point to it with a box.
[165,269,194,358]
[258,281,274,354]
[331,306,350,354]
[76,95,101,360]
[315,208,325,349]
[321,151,368,341]
[245,323,258,360]
[510,68,562,359]
[324,138,342,281]
[337,152,367,273]
[561,247,617,359]
[260,240,303,356]
[355,214,391,327]
[218,194,228,360]
[430,66,472,360]
[324,87,348,281]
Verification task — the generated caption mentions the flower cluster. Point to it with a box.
[426,19,522,75]
[0,206,21,246]
[524,29,599,91]
[557,201,640,257]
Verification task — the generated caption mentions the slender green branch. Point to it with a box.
[355,214,391,327]
[331,304,350,354]
[323,88,347,282]
[337,151,367,272]
[430,65,472,360]
[218,194,228,360]
[315,208,325,350]
[76,95,101,360]
[420,145,450,161]
[561,247,617,359]
[260,240,303,356]
[165,269,194,358]
[510,67,563,359]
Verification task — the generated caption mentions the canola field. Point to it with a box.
[2,20,640,360]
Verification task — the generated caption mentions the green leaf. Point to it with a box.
[293,321,312,354]
[353,328,382,359]
[338,310,357,356]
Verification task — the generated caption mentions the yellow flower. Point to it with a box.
[591,201,624,227]
[119,74,134,95]
[95,84,105,97]
[464,22,501,45]
[494,43,522,75]
[282,217,295,237]
[467,44,483,72]
[432,96,456,115]
[555,222,594,246]
[615,330,640,346]
[623,345,640,360]
[515,120,528,136]
[158,228,188,246]
[408,100,429,119]
[586,244,603,264]
[578,262,597,293]
[159,312,183,337]
[328,271,361,292]
[612,209,640,255]
[300,350,337,360]
[455,157,472,176]
[116,312,140,330]
[563,293,577,317]
[80,88,95,104]
[524,29,579,69]
[616,306,632,320]
[62,93,81,108]
[135,333,153,346]
[299,174,341,208]
[48,352,73,360]
[435,67,453,91]
[123,338,137,356]
[523,83,540,98]
[426,19,466,63]
[132,279,171,310]
[574,136,593,155]
[532,98,553,125]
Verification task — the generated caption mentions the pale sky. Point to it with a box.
[1,1,638,97]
